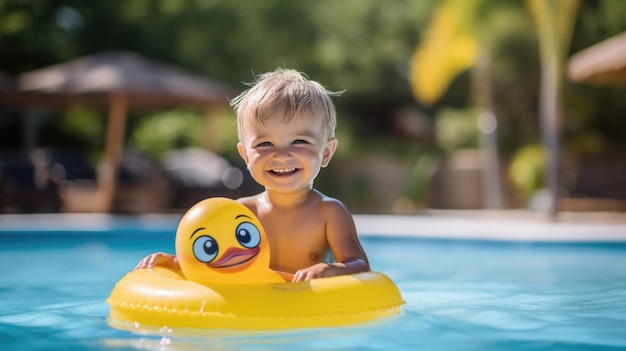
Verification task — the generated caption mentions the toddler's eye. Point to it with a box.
[256,141,272,147]
[292,139,308,145]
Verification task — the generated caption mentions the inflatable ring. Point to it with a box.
[107,197,404,330]
[107,267,404,330]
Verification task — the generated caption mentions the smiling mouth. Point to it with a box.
[208,246,260,269]
[269,168,298,175]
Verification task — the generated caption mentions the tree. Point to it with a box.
[527,0,580,216]
[409,0,580,214]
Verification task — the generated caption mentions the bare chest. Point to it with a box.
[257,208,330,268]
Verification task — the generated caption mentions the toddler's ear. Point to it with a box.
[237,143,249,164]
[321,138,338,167]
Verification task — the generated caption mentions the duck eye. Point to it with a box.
[236,222,261,249]
[192,235,218,263]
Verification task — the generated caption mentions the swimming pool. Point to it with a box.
[1,214,626,350]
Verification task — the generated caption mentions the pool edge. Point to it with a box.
[1,211,625,242]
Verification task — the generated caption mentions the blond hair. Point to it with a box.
[231,68,342,141]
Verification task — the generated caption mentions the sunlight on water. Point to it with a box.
[1,232,626,350]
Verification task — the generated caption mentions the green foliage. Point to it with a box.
[435,106,481,152]
[0,0,435,101]
[403,148,440,204]
[508,144,545,200]
[216,109,242,161]
[62,106,103,144]
[487,11,541,155]
[36,107,104,165]
[129,109,241,164]
[129,110,204,160]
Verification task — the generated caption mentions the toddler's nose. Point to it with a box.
[273,146,291,160]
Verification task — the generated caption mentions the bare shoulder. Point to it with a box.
[313,190,353,219]
[236,194,260,212]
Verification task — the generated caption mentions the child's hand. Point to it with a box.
[134,252,179,270]
[291,258,369,282]
[292,263,331,282]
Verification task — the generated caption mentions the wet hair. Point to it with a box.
[230,68,343,141]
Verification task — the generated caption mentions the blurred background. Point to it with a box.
[0,0,624,215]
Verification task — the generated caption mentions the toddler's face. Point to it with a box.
[237,114,336,194]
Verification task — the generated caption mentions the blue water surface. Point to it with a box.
[1,227,626,350]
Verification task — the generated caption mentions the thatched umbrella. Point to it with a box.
[568,31,626,86]
[0,51,237,212]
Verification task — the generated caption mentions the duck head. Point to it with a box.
[175,197,283,285]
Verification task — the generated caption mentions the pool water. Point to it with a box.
[1,227,626,350]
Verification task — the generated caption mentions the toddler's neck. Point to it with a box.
[262,186,317,208]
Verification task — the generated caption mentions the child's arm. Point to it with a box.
[292,200,370,282]
[135,252,180,270]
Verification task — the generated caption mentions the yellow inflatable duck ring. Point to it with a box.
[107,198,404,331]
[175,197,284,285]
